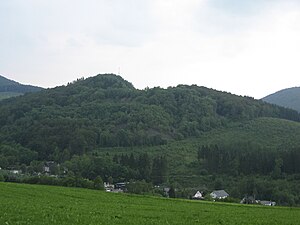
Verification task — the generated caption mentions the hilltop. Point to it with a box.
[262,87,300,112]
[0,75,43,100]
[0,74,298,153]
[0,74,300,206]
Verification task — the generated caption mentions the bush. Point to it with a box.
[199,169,208,176]
[126,180,153,194]
[94,176,104,190]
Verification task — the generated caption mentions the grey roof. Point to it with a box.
[260,201,276,206]
[211,190,229,198]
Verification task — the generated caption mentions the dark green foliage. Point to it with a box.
[21,175,94,189]
[0,92,22,100]
[0,144,38,166]
[108,176,113,184]
[137,153,152,182]
[126,180,153,194]
[214,178,224,190]
[168,186,176,198]
[0,74,299,163]
[94,176,104,190]
[1,74,300,206]
[107,153,168,184]
[151,156,168,185]
[197,143,300,175]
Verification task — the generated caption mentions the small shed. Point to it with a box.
[240,196,257,204]
[192,191,204,200]
[260,201,276,206]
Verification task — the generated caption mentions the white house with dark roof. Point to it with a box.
[210,190,229,199]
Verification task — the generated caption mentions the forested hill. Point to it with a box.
[0,75,43,100]
[0,74,299,160]
[263,87,300,112]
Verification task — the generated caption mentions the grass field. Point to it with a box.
[0,182,299,225]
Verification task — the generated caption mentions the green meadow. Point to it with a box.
[0,182,299,225]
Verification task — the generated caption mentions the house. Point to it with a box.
[104,182,125,193]
[43,161,57,174]
[115,182,126,191]
[210,190,229,199]
[9,170,21,174]
[107,182,127,193]
[43,166,50,173]
[162,187,178,197]
[104,182,115,192]
[163,188,171,197]
[260,201,276,206]
[192,191,204,200]
[240,196,258,204]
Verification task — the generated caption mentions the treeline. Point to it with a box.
[1,172,105,190]
[0,143,38,167]
[0,152,168,186]
[113,153,168,184]
[197,143,300,176]
[62,153,168,185]
[211,175,300,206]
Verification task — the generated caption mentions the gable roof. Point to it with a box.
[193,191,203,198]
[211,190,229,198]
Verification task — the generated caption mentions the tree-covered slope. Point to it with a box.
[262,87,300,112]
[0,74,299,161]
[0,75,19,86]
[0,75,43,100]
[0,92,23,100]
[1,74,300,206]
[96,117,300,186]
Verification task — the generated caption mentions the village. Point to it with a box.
[104,182,276,206]
[1,161,277,207]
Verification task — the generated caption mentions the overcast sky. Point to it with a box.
[1,0,300,99]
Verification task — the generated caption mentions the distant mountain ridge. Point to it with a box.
[262,87,300,112]
[0,75,43,100]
